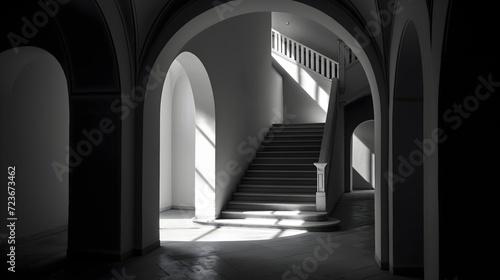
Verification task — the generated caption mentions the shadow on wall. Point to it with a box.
[272,53,331,123]
[0,46,69,240]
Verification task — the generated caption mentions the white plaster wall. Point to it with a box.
[160,63,175,211]
[182,13,282,215]
[160,60,198,211]
[272,54,331,123]
[171,73,196,209]
[352,120,375,190]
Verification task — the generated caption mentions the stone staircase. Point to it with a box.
[194,123,340,231]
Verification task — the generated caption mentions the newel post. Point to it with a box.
[314,163,328,212]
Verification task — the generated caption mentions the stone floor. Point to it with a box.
[1,190,423,279]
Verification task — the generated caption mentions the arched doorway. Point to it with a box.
[139,0,388,267]
[352,120,375,191]
[160,52,216,220]
[0,46,69,269]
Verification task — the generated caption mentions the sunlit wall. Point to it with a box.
[352,120,375,189]
[272,52,331,123]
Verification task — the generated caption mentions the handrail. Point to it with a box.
[318,78,340,164]
[271,29,339,80]
[343,44,359,67]
[314,78,339,212]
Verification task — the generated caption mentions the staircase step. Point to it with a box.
[256,151,320,158]
[260,145,321,152]
[266,134,323,140]
[266,132,324,137]
[217,122,334,231]
[238,184,316,193]
[241,177,317,186]
[227,201,316,211]
[220,210,327,221]
[272,123,325,128]
[252,157,318,164]
[232,192,316,202]
[248,164,317,171]
[262,140,322,146]
[269,127,325,133]
[245,170,316,178]
[193,217,340,232]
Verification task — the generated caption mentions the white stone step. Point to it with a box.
[241,177,317,186]
[220,209,327,221]
[227,201,316,211]
[248,163,317,171]
[232,192,315,202]
[262,139,322,146]
[193,217,340,232]
[245,170,317,178]
[238,184,316,193]
[272,123,325,128]
[256,151,320,158]
[260,145,322,152]
[252,157,318,164]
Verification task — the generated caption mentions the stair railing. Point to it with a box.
[343,43,359,67]
[314,78,340,211]
[271,29,339,80]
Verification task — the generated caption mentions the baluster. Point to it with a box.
[284,38,287,56]
[319,56,323,75]
[281,35,285,54]
[281,36,284,55]
[293,42,299,61]
[305,48,309,67]
[329,62,332,79]
[311,51,314,71]
[276,33,280,53]
[301,46,305,65]
[271,32,274,51]
[298,45,302,64]
[316,53,320,73]
[288,39,291,58]
[284,38,288,56]
[279,34,283,54]
[273,32,277,51]
[313,53,316,71]
[321,57,325,76]
[326,60,331,79]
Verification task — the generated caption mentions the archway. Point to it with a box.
[352,120,375,191]
[389,21,424,275]
[160,52,216,220]
[140,0,388,266]
[0,46,69,269]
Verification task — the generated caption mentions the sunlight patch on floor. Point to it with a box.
[160,210,306,242]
